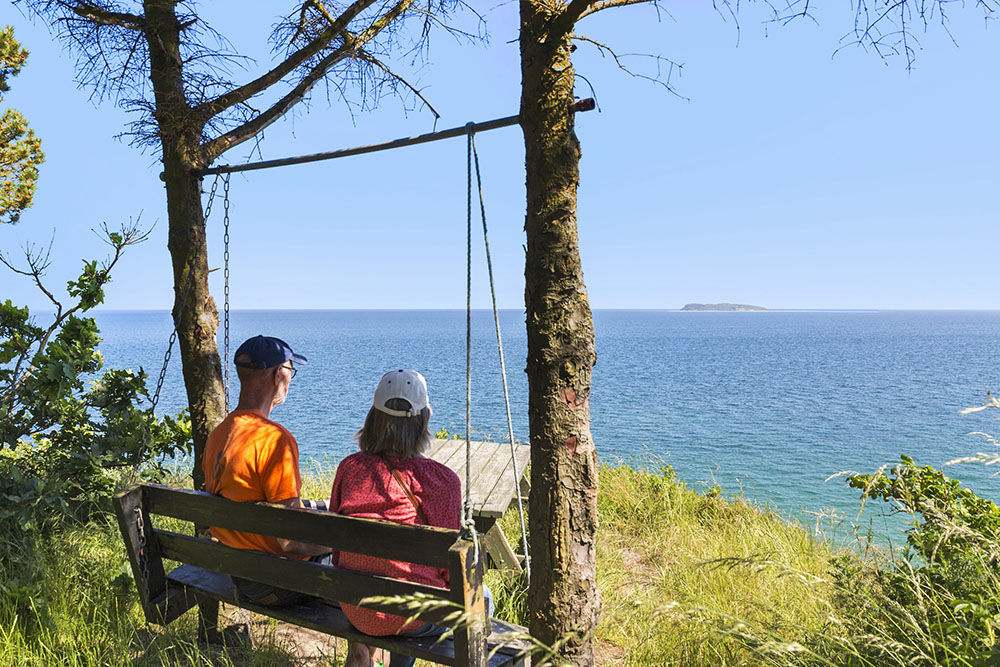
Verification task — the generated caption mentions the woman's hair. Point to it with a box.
[354,397,433,458]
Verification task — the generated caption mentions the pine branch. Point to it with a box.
[356,49,440,122]
[200,0,416,164]
[64,1,145,30]
[578,0,659,20]
[194,0,377,122]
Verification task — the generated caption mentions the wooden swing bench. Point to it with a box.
[113,483,531,667]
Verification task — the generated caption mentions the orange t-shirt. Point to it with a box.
[202,409,305,559]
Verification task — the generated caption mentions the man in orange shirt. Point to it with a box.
[203,335,330,606]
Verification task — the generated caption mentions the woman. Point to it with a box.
[331,369,486,667]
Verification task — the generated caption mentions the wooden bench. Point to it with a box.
[113,483,530,666]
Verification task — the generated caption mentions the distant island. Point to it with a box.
[681,303,767,312]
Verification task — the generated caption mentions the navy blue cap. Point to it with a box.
[233,335,308,370]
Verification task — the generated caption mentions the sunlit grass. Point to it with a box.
[3,456,997,665]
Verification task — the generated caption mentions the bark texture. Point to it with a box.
[519,2,600,664]
[144,0,225,491]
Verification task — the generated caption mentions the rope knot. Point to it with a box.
[461,516,480,565]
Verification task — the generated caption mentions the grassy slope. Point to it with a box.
[0,461,844,666]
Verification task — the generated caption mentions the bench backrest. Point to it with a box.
[113,484,488,662]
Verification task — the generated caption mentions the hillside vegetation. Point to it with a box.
[0,457,996,666]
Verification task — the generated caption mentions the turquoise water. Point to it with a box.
[94,310,1000,525]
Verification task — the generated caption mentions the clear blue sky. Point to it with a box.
[2,2,998,311]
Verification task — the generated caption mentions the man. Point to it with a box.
[203,334,329,606]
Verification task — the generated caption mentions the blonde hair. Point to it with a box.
[354,397,432,458]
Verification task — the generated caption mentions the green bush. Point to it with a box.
[0,226,190,537]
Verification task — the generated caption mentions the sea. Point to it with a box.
[94,309,1000,536]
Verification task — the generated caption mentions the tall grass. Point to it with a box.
[2,457,996,665]
[592,461,839,665]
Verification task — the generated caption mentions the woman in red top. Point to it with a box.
[331,370,490,667]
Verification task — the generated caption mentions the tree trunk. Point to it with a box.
[144,0,226,492]
[519,3,600,665]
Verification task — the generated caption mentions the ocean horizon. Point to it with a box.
[91,308,1000,536]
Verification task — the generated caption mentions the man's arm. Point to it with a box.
[274,497,331,557]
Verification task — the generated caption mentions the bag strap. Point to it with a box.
[379,455,430,525]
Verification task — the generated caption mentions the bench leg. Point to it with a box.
[197,599,220,643]
[483,524,523,572]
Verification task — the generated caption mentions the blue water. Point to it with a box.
[93,310,1000,526]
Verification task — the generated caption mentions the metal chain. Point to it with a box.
[223,174,231,412]
[471,134,530,582]
[130,175,221,485]
[134,506,154,605]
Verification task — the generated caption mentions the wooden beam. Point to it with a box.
[155,529,460,626]
[142,483,458,568]
[192,98,596,177]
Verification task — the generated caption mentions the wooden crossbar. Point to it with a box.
[191,98,596,177]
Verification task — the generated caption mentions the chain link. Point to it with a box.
[222,174,231,412]
[130,175,221,484]
[134,506,154,605]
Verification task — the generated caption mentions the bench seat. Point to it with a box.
[166,564,529,667]
[114,483,530,667]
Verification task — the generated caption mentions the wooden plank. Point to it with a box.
[427,442,530,520]
[486,619,533,664]
[449,541,488,667]
[430,438,467,468]
[167,565,528,667]
[467,444,516,517]
[154,530,460,626]
[143,484,457,569]
[153,580,203,626]
[112,486,171,623]
[465,441,505,507]
[482,524,522,572]
[476,445,530,519]
[427,437,457,458]
[446,441,497,504]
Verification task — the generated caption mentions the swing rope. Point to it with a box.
[463,124,480,564]
[469,131,531,582]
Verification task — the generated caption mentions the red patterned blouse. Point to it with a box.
[329,452,461,636]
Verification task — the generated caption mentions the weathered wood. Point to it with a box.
[427,440,530,521]
[167,565,529,666]
[466,441,505,511]
[197,598,220,643]
[482,524,522,572]
[469,443,517,518]
[154,529,458,626]
[430,438,466,467]
[112,487,169,623]
[449,541,488,667]
[153,579,203,625]
[487,445,531,517]
[143,483,457,568]
[116,483,531,666]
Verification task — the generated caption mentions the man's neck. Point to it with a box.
[235,394,275,418]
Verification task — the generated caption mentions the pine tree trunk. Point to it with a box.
[144,0,226,492]
[519,3,600,664]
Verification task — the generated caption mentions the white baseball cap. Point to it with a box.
[373,369,430,418]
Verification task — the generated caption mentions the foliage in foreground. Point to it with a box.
[704,457,1000,667]
[1,454,997,666]
[0,225,190,540]
[0,25,44,225]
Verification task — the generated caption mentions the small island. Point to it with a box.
[681,303,767,312]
